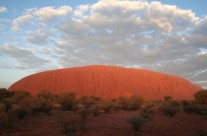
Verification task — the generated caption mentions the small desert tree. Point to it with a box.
[194,89,207,105]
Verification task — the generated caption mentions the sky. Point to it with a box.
[0,0,207,89]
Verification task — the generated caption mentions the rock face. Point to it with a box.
[9,65,202,100]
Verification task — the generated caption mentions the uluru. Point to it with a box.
[8,65,202,100]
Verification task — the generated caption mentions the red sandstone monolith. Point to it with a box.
[9,65,202,100]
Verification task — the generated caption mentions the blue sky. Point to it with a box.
[0,0,207,88]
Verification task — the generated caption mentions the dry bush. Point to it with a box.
[59,114,80,135]
[184,104,207,115]
[116,96,129,110]
[37,90,55,100]
[160,105,180,117]
[101,100,114,113]
[0,103,6,117]
[78,96,97,108]
[89,105,100,116]
[194,90,207,105]
[128,115,148,136]
[12,90,31,104]
[0,88,13,100]
[78,108,90,131]
[140,108,154,119]
[128,95,144,111]
[58,92,76,111]
[116,95,144,111]
[20,95,52,114]
[164,96,173,102]
[14,108,28,119]
[33,97,53,114]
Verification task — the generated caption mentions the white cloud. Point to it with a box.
[12,14,33,31]
[0,43,49,69]
[74,5,90,17]
[34,6,72,21]
[26,30,51,45]
[0,7,7,13]
[2,1,207,88]
[59,18,89,35]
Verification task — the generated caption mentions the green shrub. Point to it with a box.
[194,90,207,105]
[128,116,148,131]
[58,92,76,111]
[59,114,80,135]
[160,105,180,117]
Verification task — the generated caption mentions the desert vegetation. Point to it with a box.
[183,89,207,116]
[0,88,207,136]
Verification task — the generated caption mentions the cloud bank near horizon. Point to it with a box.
[0,1,207,88]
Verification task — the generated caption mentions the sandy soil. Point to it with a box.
[1,109,207,136]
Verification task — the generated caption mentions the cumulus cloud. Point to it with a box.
[74,5,90,17]
[0,43,49,69]
[2,1,207,88]
[34,6,72,21]
[26,30,51,45]
[0,7,7,13]
[11,6,72,31]
[12,14,33,31]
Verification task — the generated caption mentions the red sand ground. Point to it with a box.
[9,65,202,100]
[1,110,207,136]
